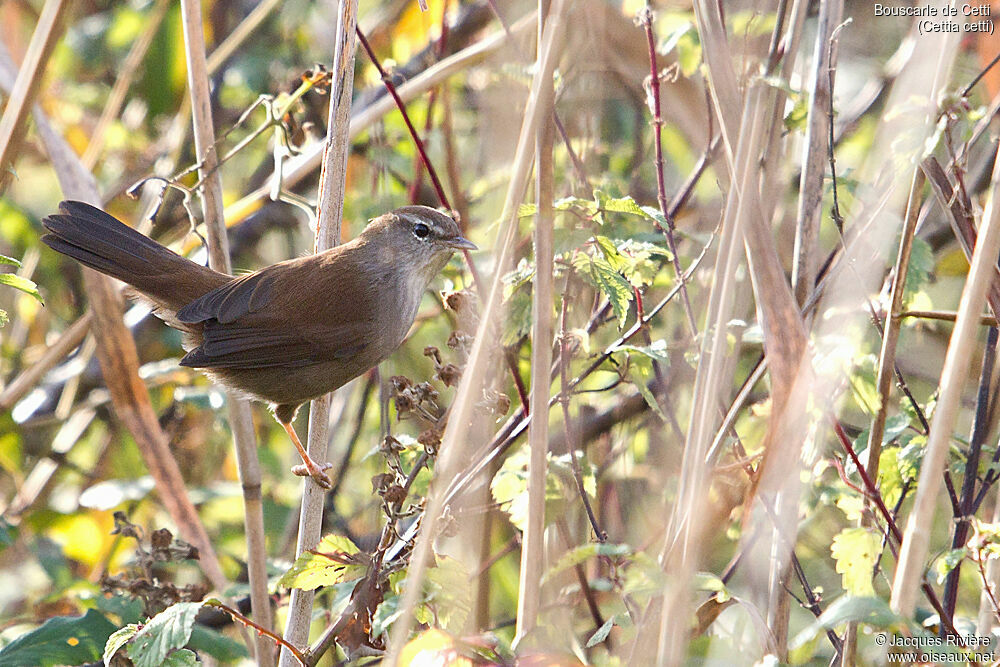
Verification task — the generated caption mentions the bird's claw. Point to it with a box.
[291,461,334,489]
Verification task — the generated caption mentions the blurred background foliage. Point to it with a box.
[1,0,999,665]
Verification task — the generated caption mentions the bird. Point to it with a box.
[41,200,476,489]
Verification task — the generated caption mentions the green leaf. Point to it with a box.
[594,235,630,274]
[545,543,631,581]
[491,449,592,532]
[162,648,199,666]
[276,534,366,591]
[0,609,117,667]
[517,203,538,218]
[127,602,203,667]
[611,340,671,364]
[424,556,472,633]
[878,448,904,510]
[831,527,880,596]
[897,435,926,483]
[934,548,967,585]
[188,625,249,663]
[0,254,20,267]
[572,252,632,328]
[0,273,42,304]
[104,624,140,664]
[627,354,667,421]
[586,616,616,648]
[903,237,935,305]
[600,195,646,217]
[790,596,900,650]
[882,413,911,444]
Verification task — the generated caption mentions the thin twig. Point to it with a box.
[638,4,697,337]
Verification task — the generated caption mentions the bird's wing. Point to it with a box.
[176,253,376,370]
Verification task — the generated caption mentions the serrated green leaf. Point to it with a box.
[128,602,203,667]
[640,205,668,226]
[162,648,198,666]
[831,527,880,596]
[0,609,117,667]
[104,624,140,664]
[0,254,20,267]
[573,253,632,328]
[0,273,42,304]
[277,534,366,591]
[594,235,630,274]
[600,195,646,216]
[517,203,537,218]
[883,413,912,444]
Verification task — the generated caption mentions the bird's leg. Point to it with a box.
[280,420,333,489]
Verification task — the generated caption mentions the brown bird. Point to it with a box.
[42,201,475,488]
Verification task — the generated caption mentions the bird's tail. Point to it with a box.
[42,200,228,312]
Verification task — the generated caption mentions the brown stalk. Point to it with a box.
[6,27,230,597]
[0,0,66,192]
[280,0,358,663]
[865,170,926,485]
[892,132,1000,616]
[637,4,697,337]
[383,1,571,659]
[516,0,557,638]
[178,0,272,662]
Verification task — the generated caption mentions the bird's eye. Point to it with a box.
[413,222,430,239]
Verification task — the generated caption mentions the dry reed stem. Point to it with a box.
[792,0,843,305]
[866,170,925,483]
[0,0,66,192]
[891,115,1000,619]
[383,0,570,659]
[279,0,357,663]
[515,0,558,642]
[0,35,231,596]
[0,312,90,410]
[656,1,809,659]
[178,0,272,662]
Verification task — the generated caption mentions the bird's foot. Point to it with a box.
[291,459,334,489]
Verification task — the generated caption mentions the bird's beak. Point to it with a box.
[447,236,478,251]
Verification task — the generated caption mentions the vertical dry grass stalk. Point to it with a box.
[0,0,66,192]
[792,0,843,305]
[0,17,231,596]
[279,0,358,663]
[891,86,1000,621]
[515,0,558,643]
[178,0,272,663]
[383,1,567,660]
